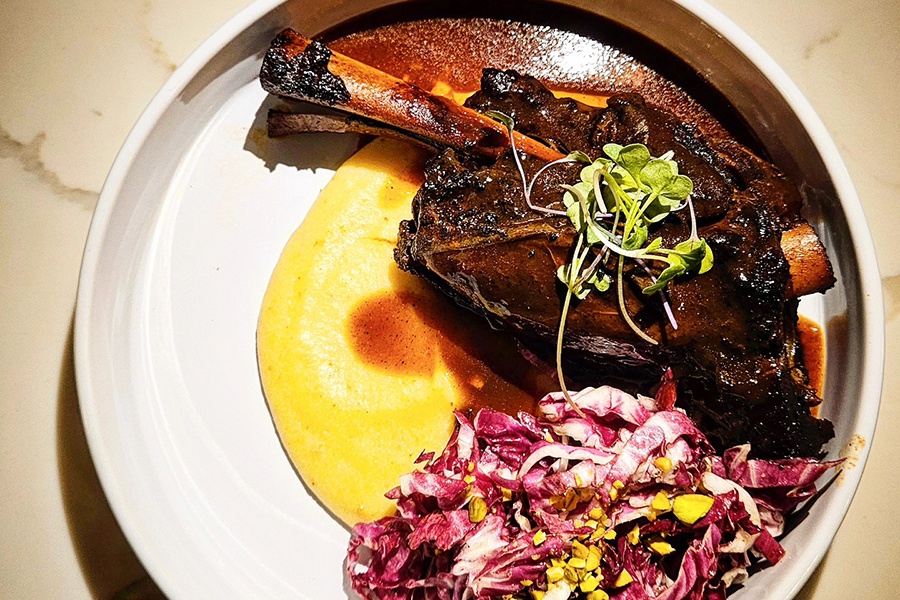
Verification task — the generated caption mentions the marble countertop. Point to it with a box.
[0,0,896,597]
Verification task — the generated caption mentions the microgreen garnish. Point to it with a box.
[489,113,714,414]
[487,110,589,217]
[553,142,713,340]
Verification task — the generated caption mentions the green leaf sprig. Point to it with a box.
[490,113,714,414]
[549,143,713,410]
[555,142,713,333]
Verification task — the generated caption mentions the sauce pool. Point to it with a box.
[798,315,826,416]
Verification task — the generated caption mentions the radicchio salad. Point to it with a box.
[347,383,841,599]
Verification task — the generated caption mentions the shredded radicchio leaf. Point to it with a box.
[347,386,842,599]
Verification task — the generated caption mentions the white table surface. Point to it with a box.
[1,0,897,598]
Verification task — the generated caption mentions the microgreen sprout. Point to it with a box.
[488,114,714,413]
[487,111,589,217]
[550,142,714,340]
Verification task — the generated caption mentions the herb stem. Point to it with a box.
[585,222,668,261]
[556,287,586,417]
[597,167,625,243]
[601,169,633,214]
[491,111,570,217]
[635,258,679,331]
[527,158,578,204]
[623,197,641,241]
[556,235,589,418]
[634,189,661,223]
[617,256,658,345]
[575,251,605,288]
[512,147,568,217]
[687,194,699,240]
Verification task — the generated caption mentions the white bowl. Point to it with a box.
[75,0,883,598]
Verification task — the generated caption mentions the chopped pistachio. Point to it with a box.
[654,456,673,472]
[533,530,547,546]
[603,529,617,540]
[580,575,601,593]
[563,488,578,511]
[589,507,605,520]
[613,480,625,489]
[571,540,589,558]
[587,591,610,600]
[531,590,546,600]
[648,539,676,555]
[520,579,534,587]
[547,566,565,583]
[569,557,587,570]
[585,546,602,571]
[468,497,488,523]
[651,491,672,511]
[613,569,634,587]
[672,494,715,525]
[626,524,641,545]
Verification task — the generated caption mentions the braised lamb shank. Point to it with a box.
[259,32,836,459]
[394,70,833,458]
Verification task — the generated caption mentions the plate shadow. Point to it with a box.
[56,315,167,599]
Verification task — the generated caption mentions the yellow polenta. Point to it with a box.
[257,138,462,525]
[257,92,599,525]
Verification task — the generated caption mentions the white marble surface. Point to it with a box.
[0,0,896,598]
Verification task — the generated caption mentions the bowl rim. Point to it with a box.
[664,0,883,595]
[74,0,885,598]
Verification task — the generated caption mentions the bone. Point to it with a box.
[781,222,835,297]
[260,29,834,297]
[267,110,440,150]
[260,29,564,163]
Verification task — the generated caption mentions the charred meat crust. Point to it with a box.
[259,30,564,163]
[261,34,351,106]
[396,68,834,458]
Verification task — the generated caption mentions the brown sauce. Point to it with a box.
[346,273,557,417]
[325,5,764,153]
[325,15,821,416]
[798,315,826,416]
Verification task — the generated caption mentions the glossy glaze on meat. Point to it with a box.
[396,69,834,458]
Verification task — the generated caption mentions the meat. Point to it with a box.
[395,70,834,458]
[259,30,832,299]
[259,29,562,162]
[258,31,835,458]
